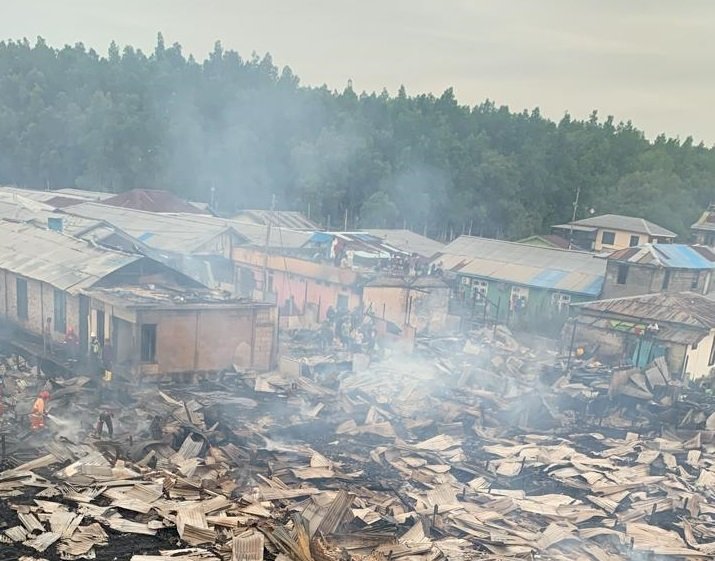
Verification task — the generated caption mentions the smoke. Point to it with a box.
[46,413,86,441]
[354,164,450,232]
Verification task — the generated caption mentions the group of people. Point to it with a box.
[28,388,114,438]
[321,307,377,353]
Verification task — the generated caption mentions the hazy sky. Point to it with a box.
[3,0,714,143]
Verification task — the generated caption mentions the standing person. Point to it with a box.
[99,338,113,402]
[90,333,101,364]
[90,334,102,374]
[43,317,53,355]
[64,327,79,360]
[326,306,336,324]
[95,410,113,439]
[102,338,114,381]
[319,322,333,352]
[29,391,49,431]
[340,320,351,349]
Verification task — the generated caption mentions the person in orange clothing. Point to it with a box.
[29,390,49,431]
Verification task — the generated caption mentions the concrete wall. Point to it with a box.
[137,305,277,376]
[601,261,713,299]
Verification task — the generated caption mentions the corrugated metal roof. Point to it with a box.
[0,195,142,249]
[0,186,60,203]
[227,219,313,248]
[307,231,418,258]
[0,192,56,220]
[517,234,574,250]
[576,292,715,329]
[0,221,140,293]
[363,229,445,258]
[67,203,311,252]
[102,189,209,214]
[53,187,114,201]
[556,214,676,237]
[436,236,606,296]
[234,209,319,230]
[0,186,112,204]
[607,244,715,269]
[574,316,706,345]
[66,203,241,253]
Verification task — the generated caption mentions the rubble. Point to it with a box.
[0,329,714,561]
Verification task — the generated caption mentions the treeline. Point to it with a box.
[0,34,712,239]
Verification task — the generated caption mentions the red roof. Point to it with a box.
[43,195,87,209]
[101,189,208,214]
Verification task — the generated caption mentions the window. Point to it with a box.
[471,279,488,302]
[601,231,616,246]
[617,264,629,285]
[140,324,157,362]
[510,286,529,311]
[551,292,571,312]
[16,278,28,320]
[692,272,700,290]
[53,289,66,333]
[662,270,671,290]
[629,235,640,247]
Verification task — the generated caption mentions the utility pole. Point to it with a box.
[568,186,581,250]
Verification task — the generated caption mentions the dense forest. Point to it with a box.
[0,34,713,239]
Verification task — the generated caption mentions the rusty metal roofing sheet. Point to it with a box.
[232,528,265,561]
[436,236,605,296]
[576,292,715,329]
[574,316,706,345]
[0,221,140,294]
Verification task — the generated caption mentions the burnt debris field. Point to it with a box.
[0,329,714,561]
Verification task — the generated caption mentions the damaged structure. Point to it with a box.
[570,291,715,378]
[0,220,277,378]
[0,317,714,561]
[232,230,447,334]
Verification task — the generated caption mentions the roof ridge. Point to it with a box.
[447,235,595,255]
